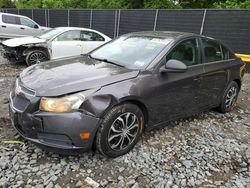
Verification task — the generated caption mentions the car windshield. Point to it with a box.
[36,28,64,40]
[90,36,173,69]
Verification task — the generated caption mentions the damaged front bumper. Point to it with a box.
[1,44,25,63]
[9,79,101,154]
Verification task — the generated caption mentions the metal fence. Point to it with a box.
[1,8,250,54]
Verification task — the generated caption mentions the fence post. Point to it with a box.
[48,9,50,27]
[116,9,121,37]
[90,9,93,28]
[200,9,207,35]
[17,9,19,15]
[154,9,159,31]
[68,9,70,26]
[31,9,34,19]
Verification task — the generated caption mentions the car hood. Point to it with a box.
[20,56,139,96]
[2,36,46,47]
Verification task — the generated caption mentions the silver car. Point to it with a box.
[0,13,49,39]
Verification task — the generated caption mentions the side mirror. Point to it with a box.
[34,24,39,29]
[160,59,187,73]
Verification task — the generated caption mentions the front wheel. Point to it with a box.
[95,103,144,158]
[218,81,239,113]
[25,50,49,66]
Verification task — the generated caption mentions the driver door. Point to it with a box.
[148,38,205,124]
[51,30,83,59]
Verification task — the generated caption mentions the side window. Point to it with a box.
[81,31,105,41]
[20,17,36,28]
[55,30,81,41]
[202,38,223,63]
[2,15,20,25]
[221,45,235,60]
[166,39,198,66]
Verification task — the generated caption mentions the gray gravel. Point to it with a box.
[0,56,250,187]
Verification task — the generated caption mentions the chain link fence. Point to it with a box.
[1,8,250,54]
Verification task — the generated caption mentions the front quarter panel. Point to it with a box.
[81,71,157,124]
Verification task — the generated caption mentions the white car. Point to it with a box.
[1,27,111,66]
[0,13,49,39]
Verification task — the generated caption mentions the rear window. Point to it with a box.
[202,38,223,63]
[2,14,20,25]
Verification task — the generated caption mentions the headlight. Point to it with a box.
[39,89,97,113]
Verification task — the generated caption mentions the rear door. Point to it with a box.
[51,30,83,59]
[199,37,233,107]
[81,31,108,54]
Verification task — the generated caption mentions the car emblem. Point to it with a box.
[15,85,21,96]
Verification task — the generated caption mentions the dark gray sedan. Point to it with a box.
[9,31,245,157]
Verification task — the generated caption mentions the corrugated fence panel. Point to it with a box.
[49,9,68,27]
[19,9,32,19]
[203,10,250,54]
[69,9,91,28]
[92,10,116,38]
[156,10,204,34]
[5,8,18,14]
[33,9,46,27]
[1,9,250,54]
[118,10,156,35]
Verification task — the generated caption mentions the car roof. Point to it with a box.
[123,31,212,40]
[53,27,102,33]
[0,12,29,18]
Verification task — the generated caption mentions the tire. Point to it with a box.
[218,81,239,113]
[95,103,144,158]
[25,50,49,66]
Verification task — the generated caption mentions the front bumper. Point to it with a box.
[9,83,100,154]
[0,45,25,63]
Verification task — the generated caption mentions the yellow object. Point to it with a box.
[235,53,250,63]
[2,140,26,150]
[2,140,26,145]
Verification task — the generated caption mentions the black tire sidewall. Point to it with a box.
[96,103,144,158]
[26,50,48,66]
[220,81,239,113]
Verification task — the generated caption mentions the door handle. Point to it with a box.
[76,44,81,47]
[20,27,25,30]
[1,25,6,28]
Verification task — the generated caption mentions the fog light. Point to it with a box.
[80,132,90,140]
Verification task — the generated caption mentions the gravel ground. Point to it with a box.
[0,56,250,188]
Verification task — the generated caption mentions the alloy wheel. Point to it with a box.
[108,112,139,151]
[225,86,237,109]
[29,52,47,64]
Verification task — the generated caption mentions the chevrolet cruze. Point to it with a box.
[9,31,245,157]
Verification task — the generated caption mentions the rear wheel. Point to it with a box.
[25,50,48,66]
[95,103,144,158]
[218,81,239,113]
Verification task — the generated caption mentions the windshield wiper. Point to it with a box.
[87,55,125,68]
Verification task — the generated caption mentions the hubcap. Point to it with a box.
[108,112,139,151]
[225,86,237,109]
[29,52,46,64]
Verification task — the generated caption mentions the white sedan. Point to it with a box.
[1,27,111,66]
